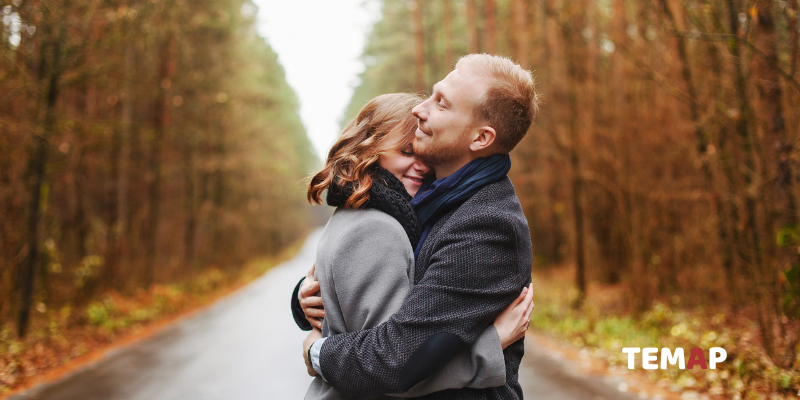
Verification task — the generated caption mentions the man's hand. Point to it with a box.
[300,264,325,329]
[493,284,534,349]
[303,328,323,376]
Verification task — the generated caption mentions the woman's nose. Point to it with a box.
[414,159,431,174]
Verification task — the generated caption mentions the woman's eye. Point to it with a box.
[401,150,414,156]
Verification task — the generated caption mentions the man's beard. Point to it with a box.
[413,136,463,167]
[413,125,470,168]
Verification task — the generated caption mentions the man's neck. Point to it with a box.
[433,150,500,179]
[433,158,473,180]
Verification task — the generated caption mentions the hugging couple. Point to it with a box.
[290,54,539,399]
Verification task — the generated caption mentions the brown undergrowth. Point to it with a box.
[530,267,800,399]
[0,235,308,398]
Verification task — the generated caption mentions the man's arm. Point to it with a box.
[315,211,532,398]
[389,325,506,397]
[309,286,534,392]
[391,283,535,396]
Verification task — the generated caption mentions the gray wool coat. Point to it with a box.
[317,177,533,400]
[305,207,507,400]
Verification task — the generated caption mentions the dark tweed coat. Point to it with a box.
[313,176,533,400]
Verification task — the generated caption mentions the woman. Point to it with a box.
[300,93,533,399]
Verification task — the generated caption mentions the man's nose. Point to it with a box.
[412,102,426,120]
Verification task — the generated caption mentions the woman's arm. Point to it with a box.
[290,277,313,331]
[291,265,325,331]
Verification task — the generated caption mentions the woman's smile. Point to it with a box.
[403,175,424,186]
[380,144,431,197]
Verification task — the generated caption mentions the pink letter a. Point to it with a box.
[686,347,708,369]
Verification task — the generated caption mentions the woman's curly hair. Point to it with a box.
[307,93,423,208]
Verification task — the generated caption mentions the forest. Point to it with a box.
[345,0,799,396]
[0,0,317,379]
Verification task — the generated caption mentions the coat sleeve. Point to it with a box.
[290,277,313,331]
[319,210,531,398]
[389,325,506,397]
[328,215,413,332]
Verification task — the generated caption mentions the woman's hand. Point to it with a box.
[300,264,325,329]
[493,284,534,349]
[303,327,323,376]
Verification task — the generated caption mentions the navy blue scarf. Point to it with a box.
[410,153,511,258]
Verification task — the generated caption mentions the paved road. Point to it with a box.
[519,341,648,400]
[14,229,645,400]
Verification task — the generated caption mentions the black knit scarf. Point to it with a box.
[326,167,421,249]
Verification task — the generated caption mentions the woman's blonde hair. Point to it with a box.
[307,93,423,208]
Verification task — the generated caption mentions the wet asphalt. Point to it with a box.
[13,228,646,400]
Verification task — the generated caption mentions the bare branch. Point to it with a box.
[671,29,800,95]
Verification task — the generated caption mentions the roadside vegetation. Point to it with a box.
[532,267,800,399]
[0,238,306,397]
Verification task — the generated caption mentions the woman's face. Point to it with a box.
[380,143,431,198]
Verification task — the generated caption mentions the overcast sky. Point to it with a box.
[251,0,381,160]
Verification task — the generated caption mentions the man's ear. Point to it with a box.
[469,126,496,152]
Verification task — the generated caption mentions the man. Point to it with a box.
[294,54,538,399]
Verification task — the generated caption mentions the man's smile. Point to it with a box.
[416,124,432,137]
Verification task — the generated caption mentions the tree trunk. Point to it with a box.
[513,0,529,66]
[183,137,196,276]
[704,5,740,307]
[658,0,738,299]
[789,0,800,246]
[605,0,627,286]
[211,123,226,265]
[570,134,586,308]
[726,0,772,359]
[789,0,799,78]
[752,0,798,368]
[466,0,480,53]
[105,109,120,287]
[538,0,548,61]
[116,0,138,282]
[484,0,496,54]
[562,0,587,308]
[752,0,791,217]
[19,14,64,338]
[144,33,175,288]
[67,87,89,271]
[413,0,425,93]
[658,0,705,151]
[443,0,455,68]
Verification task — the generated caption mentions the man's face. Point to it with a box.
[411,68,489,171]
